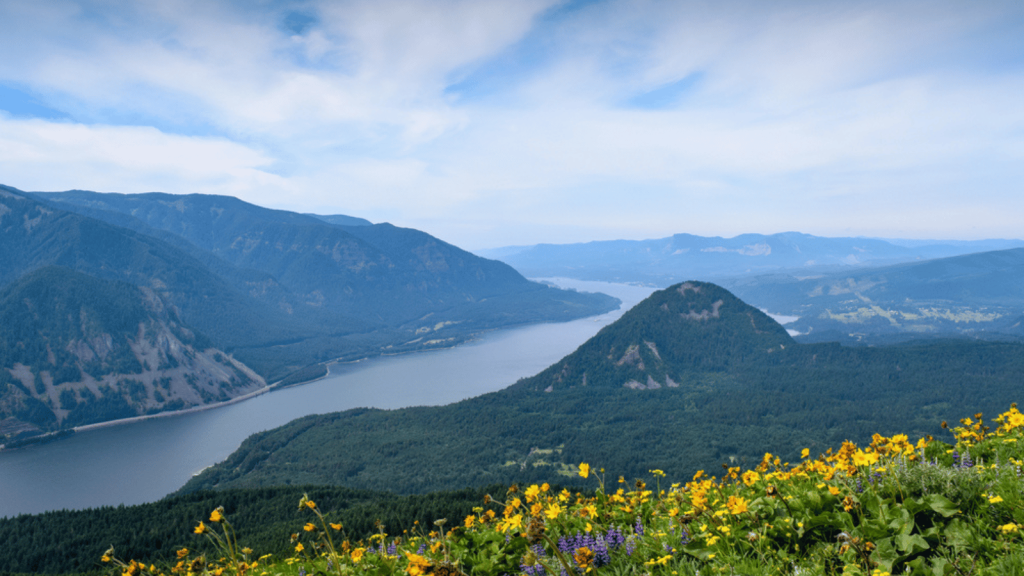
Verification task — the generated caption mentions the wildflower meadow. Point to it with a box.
[103,405,1024,576]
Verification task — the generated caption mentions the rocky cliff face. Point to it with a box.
[0,267,265,440]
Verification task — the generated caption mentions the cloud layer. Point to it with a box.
[0,0,1022,248]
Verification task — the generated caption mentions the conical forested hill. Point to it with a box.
[180,282,1024,496]
[518,281,793,392]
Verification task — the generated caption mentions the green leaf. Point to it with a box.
[923,494,959,518]
[895,533,930,555]
[871,536,897,571]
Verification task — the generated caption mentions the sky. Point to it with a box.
[0,0,1022,250]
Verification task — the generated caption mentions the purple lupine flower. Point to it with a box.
[519,563,545,576]
[961,452,974,468]
[952,450,960,466]
[593,536,610,566]
[298,568,306,576]
[417,543,426,555]
[558,537,573,556]
[856,477,863,493]
[605,527,626,549]
[625,537,636,556]
[387,542,397,556]
[680,528,691,546]
[634,517,644,536]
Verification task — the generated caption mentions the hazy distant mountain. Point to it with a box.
[723,247,1024,344]
[478,232,1024,285]
[307,213,373,227]
[0,184,617,442]
[181,282,1024,495]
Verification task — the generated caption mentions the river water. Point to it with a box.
[0,280,653,519]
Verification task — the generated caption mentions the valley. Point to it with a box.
[0,185,617,442]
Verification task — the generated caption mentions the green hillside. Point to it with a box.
[31,188,619,377]
[178,282,1024,496]
[0,266,264,437]
[0,484,498,575]
[724,248,1024,344]
[35,190,617,330]
[0,184,617,440]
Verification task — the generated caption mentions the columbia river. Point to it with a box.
[0,279,653,518]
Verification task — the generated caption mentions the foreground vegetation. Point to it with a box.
[95,405,1024,576]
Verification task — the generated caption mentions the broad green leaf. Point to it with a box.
[895,533,930,555]
[924,494,959,518]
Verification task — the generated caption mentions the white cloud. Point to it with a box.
[0,115,287,195]
[0,0,1022,248]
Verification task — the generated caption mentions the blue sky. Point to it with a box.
[1,0,1022,249]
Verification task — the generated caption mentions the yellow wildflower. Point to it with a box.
[999,523,1020,534]
[644,554,673,566]
[305,500,317,510]
[176,549,189,559]
[541,483,550,492]
[330,523,342,531]
[801,448,810,459]
[209,509,223,523]
[295,543,304,553]
[351,548,365,563]
[726,495,750,515]
[404,552,431,576]
[304,522,317,532]
[194,522,207,534]
[525,485,541,501]
[500,514,524,532]
[545,504,562,519]
[464,515,476,528]
[989,495,1005,504]
[574,547,596,570]
[579,463,590,478]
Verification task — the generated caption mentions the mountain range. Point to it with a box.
[477,233,1024,285]
[0,185,616,442]
[180,281,1024,495]
[479,233,1024,344]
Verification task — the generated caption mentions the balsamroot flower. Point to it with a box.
[404,552,431,576]
[579,463,591,478]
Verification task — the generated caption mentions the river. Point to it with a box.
[0,279,653,519]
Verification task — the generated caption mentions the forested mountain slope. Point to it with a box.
[180,282,1024,495]
[0,184,616,442]
[36,190,616,330]
[0,266,263,439]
